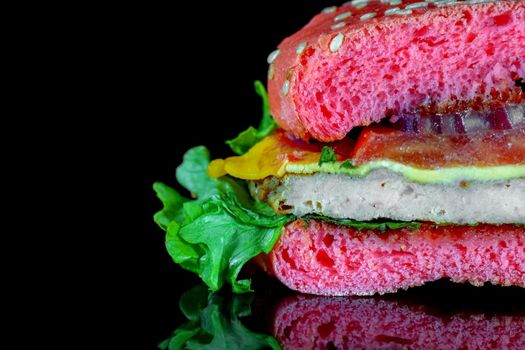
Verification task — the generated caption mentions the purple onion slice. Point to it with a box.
[394,104,524,135]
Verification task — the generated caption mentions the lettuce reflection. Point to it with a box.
[159,284,280,350]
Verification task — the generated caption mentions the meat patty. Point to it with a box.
[251,171,525,224]
[262,220,525,296]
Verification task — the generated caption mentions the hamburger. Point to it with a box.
[154,0,525,295]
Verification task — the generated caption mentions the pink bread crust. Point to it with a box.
[273,295,525,350]
[268,0,525,141]
[266,220,525,296]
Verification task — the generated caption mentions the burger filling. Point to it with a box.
[210,103,525,226]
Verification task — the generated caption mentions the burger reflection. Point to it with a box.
[273,293,525,350]
[162,281,525,350]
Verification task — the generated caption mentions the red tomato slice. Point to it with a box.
[351,126,525,169]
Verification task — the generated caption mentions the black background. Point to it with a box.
[120,1,337,348]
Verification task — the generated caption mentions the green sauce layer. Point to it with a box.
[286,161,525,184]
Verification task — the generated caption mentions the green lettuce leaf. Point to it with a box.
[339,159,356,169]
[226,81,279,155]
[159,285,281,350]
[176,146,220,199]
[318,146,337,166]
[153,146,289,293]
[304,214,421,232]
[153,183,188,230]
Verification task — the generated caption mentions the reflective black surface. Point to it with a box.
[160,276,525,350]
